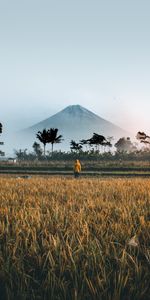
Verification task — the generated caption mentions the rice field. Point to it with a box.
[0,177,150,300]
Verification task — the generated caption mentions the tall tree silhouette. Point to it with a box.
[70,140,82,152]
[136,131,150,145]
[47,128,63,155]
[36,129,50,156]
[0,123,2,134]
[32,142,43,158]
[88,133,107,152]
[0,122,5,156]
[15,149,28,160]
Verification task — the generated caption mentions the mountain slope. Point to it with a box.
[18,105,129,150]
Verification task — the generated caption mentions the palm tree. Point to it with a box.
[47,128,63,155]
[36,129,49,156]
[70,140,82,152]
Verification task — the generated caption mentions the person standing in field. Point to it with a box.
[74,159,81,178]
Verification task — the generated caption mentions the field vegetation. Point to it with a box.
[0,177,149,299]
[1,159,150,170]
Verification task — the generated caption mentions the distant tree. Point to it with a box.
[88,133,107,152]
[0,122,5,156]
[0,150,5,156]
[136,131,150,146]
[115,137,135,153]
[32,142,43,158]
[36,128,63,156]
[0,123,2,134]
[47,128,63,155]
[70,140,83,152]
[80,139,89,151]
[15,149,28,160]
[36,129,50,156]
[141,140,150,145]
[107,136,114,145]
[102,141,112,152]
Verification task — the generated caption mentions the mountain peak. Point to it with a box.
[61,104,98,119]
[62,104,86,114]
[19,104,130,152]
[64,104,82,110]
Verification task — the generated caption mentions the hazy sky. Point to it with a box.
[0,0,150,134]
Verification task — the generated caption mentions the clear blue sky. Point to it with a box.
[0,0,150,134]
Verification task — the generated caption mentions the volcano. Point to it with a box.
[18,105,129,151]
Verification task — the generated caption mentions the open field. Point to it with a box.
[1,160,150,170]
[0,177,150,299]
[1,160,150,177]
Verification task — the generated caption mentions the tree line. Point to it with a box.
[14,128,150,161]
[34,128,134,156]
[0,121,150,160]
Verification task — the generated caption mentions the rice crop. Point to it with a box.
[0,177,149,300]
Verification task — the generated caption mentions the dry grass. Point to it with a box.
[0,177,150,300]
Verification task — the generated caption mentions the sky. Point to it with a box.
[0,0,150,135]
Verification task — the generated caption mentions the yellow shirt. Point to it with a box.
[74,160,81,173]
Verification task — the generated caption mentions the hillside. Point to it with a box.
[17,105,129,151]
